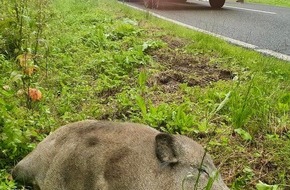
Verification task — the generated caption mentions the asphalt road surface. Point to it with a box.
[124,0,290,61]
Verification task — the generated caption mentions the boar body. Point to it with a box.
[13,120,229,190]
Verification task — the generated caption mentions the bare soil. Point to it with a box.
[148,35,233,93]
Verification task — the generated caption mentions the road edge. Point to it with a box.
[120,2,290,62]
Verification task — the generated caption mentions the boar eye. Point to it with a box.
[190,164,209,177]
[198,166,209,177]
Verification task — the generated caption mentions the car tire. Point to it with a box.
[167,0,186,2]
[174,0,187,2]
[209,0,225,8]
[143,0,160,8]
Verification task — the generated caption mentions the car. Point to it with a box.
[143,0,226,9]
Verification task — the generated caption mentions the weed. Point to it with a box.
[188,92,230,190]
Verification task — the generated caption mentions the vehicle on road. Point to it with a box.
[142,0,226,9]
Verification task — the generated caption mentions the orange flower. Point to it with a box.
[28,88,42,101]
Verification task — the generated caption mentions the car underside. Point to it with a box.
[141,0,226,9]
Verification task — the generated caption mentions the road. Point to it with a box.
[124,0,290,61]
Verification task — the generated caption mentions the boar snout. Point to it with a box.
[12,164,27,183]
[12,164,35,189]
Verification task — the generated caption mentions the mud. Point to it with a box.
[148,35,233,92]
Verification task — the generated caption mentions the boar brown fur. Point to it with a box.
[12,120,229,190]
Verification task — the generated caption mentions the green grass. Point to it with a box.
[246,0,290,8]
[1,0,290,189]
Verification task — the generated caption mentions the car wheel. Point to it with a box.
[209,0,225,8]
[143,0,160,8]
[174,0,187,2]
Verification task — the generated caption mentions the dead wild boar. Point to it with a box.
[12,120,229,190]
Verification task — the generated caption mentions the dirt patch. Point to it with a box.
[160,35,187,49]
[148,36,233,92]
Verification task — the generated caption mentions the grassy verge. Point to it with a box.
[1,0,290,189]
[246,0,290,8]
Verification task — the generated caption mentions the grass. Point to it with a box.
[246,0,290,8]
[1,0,290,189]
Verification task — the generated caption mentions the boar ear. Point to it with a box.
[155,133,179,165]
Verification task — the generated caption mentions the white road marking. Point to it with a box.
[121,2,290,62]
[224,5,277,15]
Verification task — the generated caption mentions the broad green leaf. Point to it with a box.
[234,128,252,141]
[256,181,279,190]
